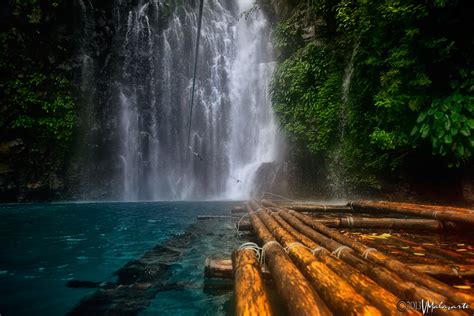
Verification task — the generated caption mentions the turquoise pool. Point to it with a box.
[0,201,243,315]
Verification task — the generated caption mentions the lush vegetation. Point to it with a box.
[270,0,473,193]
[0,0,76,163]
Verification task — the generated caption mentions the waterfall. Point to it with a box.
[224,0,279,199]
[340,42,358,139]
[76,0,280,201]
[327,42,359,199]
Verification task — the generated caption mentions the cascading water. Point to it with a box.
[76,0,280,201]
[224,0,279,199]
[327,42,359,199]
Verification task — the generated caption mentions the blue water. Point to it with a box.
[0,202,243,315]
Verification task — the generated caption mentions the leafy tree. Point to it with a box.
[270,0,473,192]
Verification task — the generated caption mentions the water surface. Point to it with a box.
[0,201,242,315]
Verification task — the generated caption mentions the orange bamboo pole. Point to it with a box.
[262,199,351,213]
[268,210,419,316]
[372,201,474,215]
[407,264,474,277]
[233,248,272,316]
[245,204,332,316]
[255,209,382,316]
[351,201,474,226]
[277,210,445,297]
[287,209,474,306]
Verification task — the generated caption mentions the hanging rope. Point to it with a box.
[186,0,205,154]
[235,213,249,235]
[230,175,241,183]
[262,191,294,202]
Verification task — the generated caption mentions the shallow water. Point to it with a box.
[0,202,243,315]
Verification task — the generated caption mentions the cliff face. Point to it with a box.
[257,0,296,21]
[257,0,473,204]
[0,0,118,201]
[0,1,74,201]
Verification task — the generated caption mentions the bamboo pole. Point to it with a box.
[277,210,446,297]
[206,257,233,279]
[287,209,474,306]
[265,206,455,231]
[245,204,332,316]
[407,264,474,277]
[329,216,449,230]
[255,209,382,316]
[351,201,474,226]
[372,201,474,215]
[390,235,466,264]
[205,257,271,280]
[262,199,351,213]
[269,210,419,316]
[232,206,246,213]
[233,248,272,316]
[347,235,441,265]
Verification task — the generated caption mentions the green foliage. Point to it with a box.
[5,73,76,151]
[271,0,473,192]
[412,70,474,166]
[1,0,77,161]
[271,43,342,154]
[369,128,397,151]
[273,12,306,55]
[9,0,63,23]
[10,0,42,23]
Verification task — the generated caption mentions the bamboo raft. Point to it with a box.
[205,200,474,315]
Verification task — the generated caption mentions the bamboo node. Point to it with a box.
[361,247,378,259]
[331,245,350,259]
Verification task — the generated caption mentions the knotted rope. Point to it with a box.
[331,245,350,259]
[237,242,262,262]
[284,242,325,255]
[345,216,354,228]
[235,213,249,235]
[361,247,378,259]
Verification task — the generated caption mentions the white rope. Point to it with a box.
[432,211,439,220]
[284,242,313,253]
[235,213,249,235]
[331,245,350,259]
[345,216,354,228]
[262,191,294,202]
[237,242,262,262]
[261,241,282,266]
[349,201,354,211]
[256,209,266,217]
[361,247,378,259]
[451,266,460,277]
[311,246,324,255]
